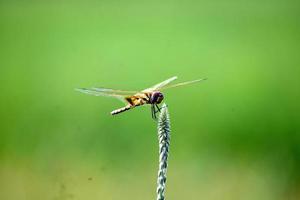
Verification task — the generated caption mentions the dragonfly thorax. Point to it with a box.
[150,91,164,104]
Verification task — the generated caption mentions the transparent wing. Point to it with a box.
[75,88,138,104]
[143,76,178,92]
[160,78,207,90]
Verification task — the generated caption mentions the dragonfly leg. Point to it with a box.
[155,104,161,113]
[151,104,157,120]
[150,104,161,119]
[151,104,154,119]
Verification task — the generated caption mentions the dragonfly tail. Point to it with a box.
[111,105,132,115]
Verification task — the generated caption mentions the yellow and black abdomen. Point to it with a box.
[111,105,132,115]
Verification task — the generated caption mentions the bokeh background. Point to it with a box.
[1,0,300,199]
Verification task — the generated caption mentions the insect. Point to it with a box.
[76,76,206,119]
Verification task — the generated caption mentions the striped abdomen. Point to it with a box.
[111,105,132,115]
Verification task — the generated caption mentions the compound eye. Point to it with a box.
[150,92,159,103]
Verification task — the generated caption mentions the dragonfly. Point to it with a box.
[76,76,206,119]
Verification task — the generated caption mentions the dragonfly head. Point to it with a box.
[150,91,164,104]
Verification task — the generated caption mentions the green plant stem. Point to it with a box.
[156,103,170,200]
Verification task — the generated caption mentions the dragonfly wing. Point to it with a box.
[90,88,138,94]
[75,88,137,104]
[142,76,178,92]
[160,78,207,90]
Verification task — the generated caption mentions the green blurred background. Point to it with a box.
[0,0,299,199]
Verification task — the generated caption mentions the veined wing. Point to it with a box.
[160,78,207,90]
[75,88,138,103]
[142,76,178,92]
